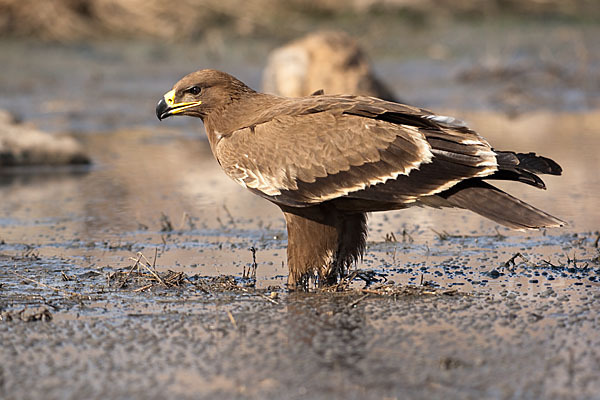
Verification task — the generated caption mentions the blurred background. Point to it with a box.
[2,0,600,130]
[2,3,600,399]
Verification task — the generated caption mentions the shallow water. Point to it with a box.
[0,114,597,294]
[1,22,600,399]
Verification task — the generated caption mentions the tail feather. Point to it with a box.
[495,151,562,175]
[513,152,562,175]
[442,181,565,230]
[491,151,563,189]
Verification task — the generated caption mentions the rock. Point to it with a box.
[0,109,90,167]
[262,31,397,101]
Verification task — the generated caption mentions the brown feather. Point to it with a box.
[157,69,564,287]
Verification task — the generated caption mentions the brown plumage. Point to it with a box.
[156,69,564,288]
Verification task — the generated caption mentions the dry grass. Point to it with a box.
[105,250,280,303]
[319,268,463,299]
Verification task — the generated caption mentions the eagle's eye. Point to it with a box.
[187,86,202,96]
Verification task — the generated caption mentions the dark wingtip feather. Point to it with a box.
[491,151,562,189]
[515,152,562,176]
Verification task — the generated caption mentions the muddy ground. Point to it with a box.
[1,17,600,400]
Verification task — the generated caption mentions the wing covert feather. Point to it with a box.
[214,95,498,207]
[216,111,433,203]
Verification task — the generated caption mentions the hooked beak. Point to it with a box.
[156,89,202,120]
[156,97,170,120]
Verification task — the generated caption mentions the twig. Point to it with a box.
[128,252,166,286]
[133,252,143,274]
[152,247,158,269]
[12,271,88,299]
[348,294,369,308]
[133,283,154,292]
[360,286,459,297]
[139,252,167,286]
[216,216,226,230]
[360,288,385,295]
[244,247,258,281]
[239,287,279,304]
[226,310,238,329]
[384,232,397,243]
[402,228,415,243]
[541,259,561,269]
[503,252,525,269]
[118,257,140,289]
[160,212,173,232]
[222,204,236,228]
[178,212,189,231]
[431,229,450,240]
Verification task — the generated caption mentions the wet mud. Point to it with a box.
[1,19,600,400]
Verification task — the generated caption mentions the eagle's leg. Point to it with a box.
[281,206,368,289]
[327,212,368,285]
[282,207,337,288]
